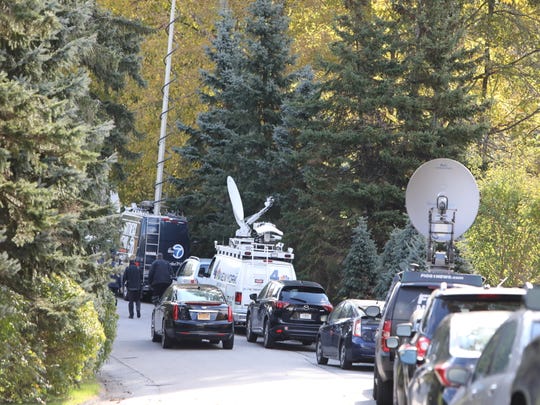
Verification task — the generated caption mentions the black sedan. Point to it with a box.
[315,299,382,369]
[151,283,234,349]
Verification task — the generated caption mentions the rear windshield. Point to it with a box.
[391,287,433,322]
[175,288,225,302]
[280,287,330,305]
[425,295,523,337]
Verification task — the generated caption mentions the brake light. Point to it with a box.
[416,336,431,361]
[381,320,392,353]
[323,304,334,313]
[172,304,179,321]
[234,292,242,305]
[434,362,454,387]
[353,319,362,337]
[275,301,290,309]
[227,306,233,322]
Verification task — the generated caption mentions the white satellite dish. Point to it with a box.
[227,176,245,229]
[405,158,479,239]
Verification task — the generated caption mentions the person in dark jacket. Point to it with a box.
[148,252,173,304]
[123,260,143,318]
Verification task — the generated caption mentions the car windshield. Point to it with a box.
[425,295,523,337]
[175,288,224,302]
[280,288,330,305]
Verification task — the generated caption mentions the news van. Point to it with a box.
[201,177,297,326]
[118,202,190,300]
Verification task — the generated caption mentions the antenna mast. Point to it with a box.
[154,0,176,215]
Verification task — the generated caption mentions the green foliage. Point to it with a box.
[459,161,540,287]
[337,217,379,300]
[373,222,427,299]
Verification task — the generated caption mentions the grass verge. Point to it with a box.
[48,377,102,405]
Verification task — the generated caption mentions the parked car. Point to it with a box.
[151,283,234,349]
[398,310,512,405]
[315,299,382,369]
[393,285,525,405]
[245,279,333,348]
[175,256,212,284]
[510,335,540,405]
[373,271,484,405]
[448,287,540,405]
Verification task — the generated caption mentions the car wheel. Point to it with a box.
[161,321,173,349]
[375,372,393,405]
[315,337,328,365]
[246,314,257,343]
[151,316,160,342]
[222,334,234,350]
[339,342,352,370]
[263,319,274,349]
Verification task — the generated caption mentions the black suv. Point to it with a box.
[393,284,526,405]
[245,280,333,348]
[373,271,484,405]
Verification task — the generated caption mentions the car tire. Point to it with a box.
[246,314,257,343]
[222,334,234,350]
[263,319,274,349]
[161,321,173,349]
[339,342,352,370]
[151,316,160,342]
[315,337,329,365]
[375,372,393,405]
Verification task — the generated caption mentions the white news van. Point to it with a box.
[203,235,296,325]
[202,177,297,326]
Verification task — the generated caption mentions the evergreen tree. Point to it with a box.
[337,217,379,300]
[173,0,303,255]
[0,0,147,400]
[373,222,427,299]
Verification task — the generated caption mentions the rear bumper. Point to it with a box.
[166,320,234,341]
[349,337,376,362]
[269,323,320,343]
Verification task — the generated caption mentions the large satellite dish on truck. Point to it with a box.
[227,176,277,238]
[405,158,479,268]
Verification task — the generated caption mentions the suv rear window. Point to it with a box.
[392,286,433,322]
[280,287,330,304]
[424,295,523,337]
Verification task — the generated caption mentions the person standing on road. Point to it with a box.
[123,259,143,319]
[148,252,173,303]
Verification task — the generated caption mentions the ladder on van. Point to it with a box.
[143,216,161,271]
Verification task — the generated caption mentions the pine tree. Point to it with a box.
[337,217,379,300]
[173,0,303,255]
[373,222,427,299]
[0,0,147,400]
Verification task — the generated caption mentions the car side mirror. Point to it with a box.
[398,344,418,365]
[365,305,381,318]
[249,293,258,301]
[446,366,471,386]
[395,322,413,338]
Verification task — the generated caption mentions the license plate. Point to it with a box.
[197,312,210,320]
[299,313,311,320]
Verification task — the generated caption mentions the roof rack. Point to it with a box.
[215,237,294,262]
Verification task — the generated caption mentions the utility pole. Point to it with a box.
[154,0,176,215]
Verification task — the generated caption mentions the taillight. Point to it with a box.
[227,306,233,322]
[381,320,392,353]
[172,304,179,321]
[275,301,290,309]
[234,292,242,305]
[416,336,431,361]
[353,319,362,337]
[323,304,333,313]
[434,362,453,387]
[190,279,198,284]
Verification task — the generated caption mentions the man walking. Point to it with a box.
[148,252,173,303]
[123,259,142,318]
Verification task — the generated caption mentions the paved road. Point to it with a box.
[89,301,376,405]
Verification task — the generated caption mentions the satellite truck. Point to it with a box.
[201,176,297,327]
[117,201,190,301]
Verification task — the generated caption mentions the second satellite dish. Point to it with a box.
[405,158,479,239]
